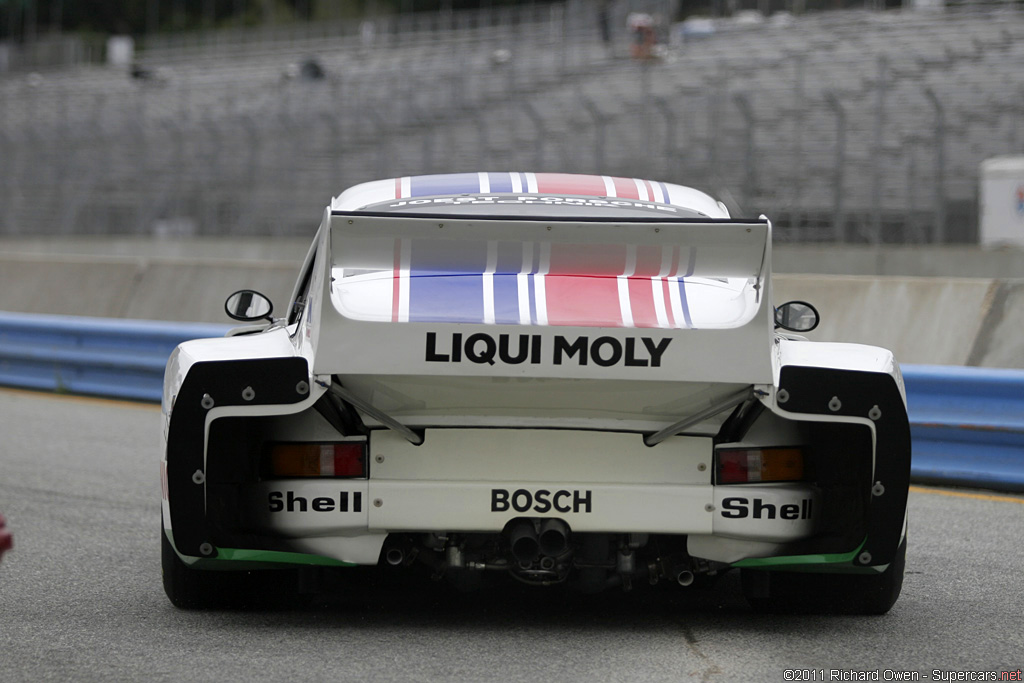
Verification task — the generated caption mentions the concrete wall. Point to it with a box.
[773,275,1024,368]
[2,239,1023,369]
[0,252,299,324]
[772,244,1024,279]
[0,237,312,263]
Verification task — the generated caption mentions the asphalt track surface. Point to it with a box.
[0,388,1022,682]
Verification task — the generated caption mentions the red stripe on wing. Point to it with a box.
[635,246,663,277]
[392,240,402,322]
[628,277,660,328]
[534,173,607,197]
[661,278,677,327]
[611,177,640,199]
[642,179,655,201]
[544,275,622,327]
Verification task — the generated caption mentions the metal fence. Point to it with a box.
[1,3,1022,242]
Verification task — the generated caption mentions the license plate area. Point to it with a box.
[370,428,712,485]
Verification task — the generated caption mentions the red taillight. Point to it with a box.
[716,447,805,484]
[265,443,366,478]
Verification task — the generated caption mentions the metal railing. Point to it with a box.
[903,364,1024,491]
[0,311,230,402]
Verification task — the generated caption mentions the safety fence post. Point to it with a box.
[824,91,846,243]
[734,93,757,206]
[923,87,946,244]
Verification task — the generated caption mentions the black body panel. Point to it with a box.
[166,357,310,558]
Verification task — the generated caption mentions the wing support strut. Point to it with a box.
[644,386,754,447]
[318,379,425,446]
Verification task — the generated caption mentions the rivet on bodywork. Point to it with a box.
[869,405,882,421]
[199,543,214,556]
[242,386,255,401]
[776,389,789,404]
[872,481,886,497]
[192,470,205,485]
[374,499,383,508]
[296,381,309,395]
[375,455,385,464]
[858,552,872,565]
[704,504,715,512]
[828,396,842,412]
[698,463,707,472]
[201,394,214,409]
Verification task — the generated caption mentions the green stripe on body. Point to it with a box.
[193,547,357,570]
[731,540,883,574]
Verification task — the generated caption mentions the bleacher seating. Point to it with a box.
[0,3,1021,242]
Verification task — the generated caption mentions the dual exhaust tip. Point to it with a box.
[382,520,571,569]
[508,519,570,565]
[387,527,699,587]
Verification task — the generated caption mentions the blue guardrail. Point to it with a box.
[0,311,230,403]
[1,311,1022,491]
[902,365,1024,492]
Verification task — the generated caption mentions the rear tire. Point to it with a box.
[162,526,237,609]
[742,537,906,615]
[162,526,295,609]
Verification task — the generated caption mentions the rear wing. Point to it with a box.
[308,211,774,385]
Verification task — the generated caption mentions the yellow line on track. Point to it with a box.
[909,485,1024,505]
[0,386,160,411]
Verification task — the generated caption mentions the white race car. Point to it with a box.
[161,173,909,613]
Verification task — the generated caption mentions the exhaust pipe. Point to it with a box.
[508,520,539,564]
[446,544,464,569]
[676,570,695,587]
[538,519,570,557]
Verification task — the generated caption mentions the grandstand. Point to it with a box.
[0,2,1021,242]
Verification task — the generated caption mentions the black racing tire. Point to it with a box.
[741,536,906,615]
[162,525,298,609]
[161,526,234,609]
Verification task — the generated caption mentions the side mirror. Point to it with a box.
[775,301,819,332]
[224,290,274,322]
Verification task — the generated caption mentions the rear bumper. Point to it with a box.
[192,427,822,566]
[242,479,818,540]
